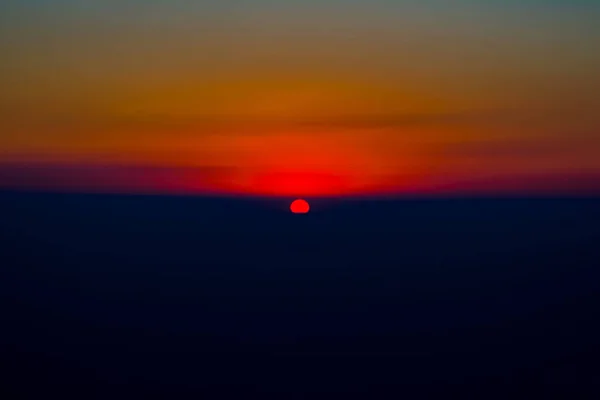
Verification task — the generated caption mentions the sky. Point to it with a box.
[1,1,599,196]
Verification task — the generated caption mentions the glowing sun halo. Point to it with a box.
[290,199,310,214]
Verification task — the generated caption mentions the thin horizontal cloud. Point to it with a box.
[0,162,237,195]
[1,160,599,197]
[438,136,599,159]
[0,108,538,132]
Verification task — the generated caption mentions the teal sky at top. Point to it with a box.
[3,1,599,54]
[2,1,600,21]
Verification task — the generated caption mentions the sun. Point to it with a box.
[290,199,310,214]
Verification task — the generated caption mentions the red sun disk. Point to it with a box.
[290,199,310,214]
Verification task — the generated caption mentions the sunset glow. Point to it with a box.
[1,2,599,196]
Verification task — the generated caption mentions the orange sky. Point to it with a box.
[1,2,599,196]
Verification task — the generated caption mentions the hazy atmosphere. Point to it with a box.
[1,1,599,195]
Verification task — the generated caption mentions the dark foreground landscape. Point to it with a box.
[1,191,599,397]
